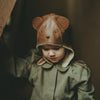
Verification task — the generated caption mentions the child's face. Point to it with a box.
[41,45,65,63]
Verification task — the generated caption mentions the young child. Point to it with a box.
[16,13,95,100]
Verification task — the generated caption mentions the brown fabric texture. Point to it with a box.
[32,13,69,47]
[0,0,16,37]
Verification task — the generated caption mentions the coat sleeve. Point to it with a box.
[15,57,28,77]
[15,49,40,78]
[77,66,95,100]
[15,49,34,78]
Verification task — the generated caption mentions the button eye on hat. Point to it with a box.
[46,36,50,39]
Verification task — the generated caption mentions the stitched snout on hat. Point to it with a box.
[32,13,70,48]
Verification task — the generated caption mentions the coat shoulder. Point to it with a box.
[69,60,91,81]
[71,60,91,74]
[72,60,88,69]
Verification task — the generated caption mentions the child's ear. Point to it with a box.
[57,16,69,33]
[32,17,43,30]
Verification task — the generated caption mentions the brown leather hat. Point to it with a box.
[32,13,69,48]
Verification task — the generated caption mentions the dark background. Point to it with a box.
[1,0,100,99]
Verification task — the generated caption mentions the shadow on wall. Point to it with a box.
[66,0,100,100]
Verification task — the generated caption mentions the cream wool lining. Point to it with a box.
[62,45,74,67]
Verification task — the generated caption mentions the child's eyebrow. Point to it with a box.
[43,46,62,49]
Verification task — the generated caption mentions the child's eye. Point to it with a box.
[53,47,60,50]
[43,48,49,51]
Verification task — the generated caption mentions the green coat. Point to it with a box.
[15,48,95,100]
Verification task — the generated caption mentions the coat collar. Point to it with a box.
[37,58,70,72]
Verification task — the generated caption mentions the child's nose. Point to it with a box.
[49,50,55,56]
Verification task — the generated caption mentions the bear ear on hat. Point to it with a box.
[32,17,43,30]
[57,16,69,33]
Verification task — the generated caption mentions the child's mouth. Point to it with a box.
[49,58,57,61]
